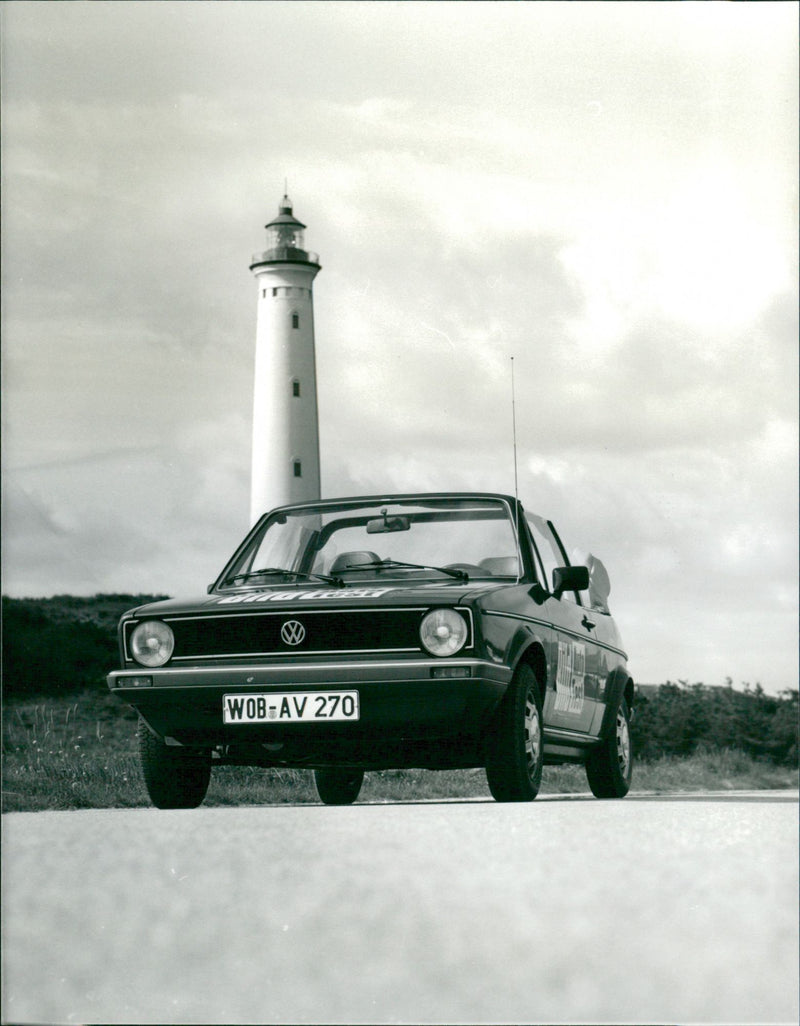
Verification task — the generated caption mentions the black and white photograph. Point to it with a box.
[2,2,798,1024]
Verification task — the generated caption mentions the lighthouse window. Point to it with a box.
[291,312,300,329]
[292,379,301,398]
[293,460,302,478]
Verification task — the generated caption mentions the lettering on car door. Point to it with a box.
[554,639,586,716]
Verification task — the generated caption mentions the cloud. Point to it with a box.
[2,414,252,598]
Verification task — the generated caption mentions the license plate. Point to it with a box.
[223,691,360,724]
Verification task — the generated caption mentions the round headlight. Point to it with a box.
[130,620,175,667]
[420,609,468,658]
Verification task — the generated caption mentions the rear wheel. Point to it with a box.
[138,719,211,809]
[585,697,632,798]
[314,767,365,805]
[485,663,544,802]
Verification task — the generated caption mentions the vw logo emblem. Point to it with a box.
[280,620,306,646]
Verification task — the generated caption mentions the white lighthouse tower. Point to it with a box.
[249,193,322,523]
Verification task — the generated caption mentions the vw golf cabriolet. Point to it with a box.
[108,493,634,807]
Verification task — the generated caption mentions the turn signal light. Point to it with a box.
[121,675,153,688]
[431,666,471,679]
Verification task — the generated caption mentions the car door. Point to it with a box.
[525,513,602,735]
[582,610,625,736]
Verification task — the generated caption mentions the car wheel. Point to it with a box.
[314,767,365,805]
[138,719,211,809]
[585,697,633,798]
[485,663,544,802]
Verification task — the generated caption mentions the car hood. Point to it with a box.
[123,579,513,619]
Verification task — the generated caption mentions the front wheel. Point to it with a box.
[585,697,633,798]
[314,767,365,805]
[138,719,211,809]
[485,663,544,802]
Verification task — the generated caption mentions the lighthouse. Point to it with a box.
[249,194,322,523]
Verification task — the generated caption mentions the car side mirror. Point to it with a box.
[552,565,589,599]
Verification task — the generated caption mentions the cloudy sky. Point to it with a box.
[2,1,797,691]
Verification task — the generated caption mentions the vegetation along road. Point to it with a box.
[3,792,798,1026]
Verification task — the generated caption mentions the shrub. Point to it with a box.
[632,680,798,767]
[2,595,166,700]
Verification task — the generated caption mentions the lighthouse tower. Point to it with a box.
[249,194,322,523]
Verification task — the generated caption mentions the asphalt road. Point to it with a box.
[2,791,798,1026]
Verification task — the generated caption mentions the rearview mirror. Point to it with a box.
[552,565,589,599]
[366,514,410,534]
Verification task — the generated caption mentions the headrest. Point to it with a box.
[329,551,381,574]
[479,557,519,576]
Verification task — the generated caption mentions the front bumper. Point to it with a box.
[107,657,512,766]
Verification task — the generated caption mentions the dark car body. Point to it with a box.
[108,493,634,805]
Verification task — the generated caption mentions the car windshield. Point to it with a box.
[221,496,522,588]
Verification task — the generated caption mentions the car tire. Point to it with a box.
[485,663,544,802]
[314,767,365,805]
[585,697,633,798]
[138,719,211,809]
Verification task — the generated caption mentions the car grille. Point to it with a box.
[124,607,472,661]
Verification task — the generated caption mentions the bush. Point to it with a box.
[632,680,798,767]
[2,595,166,700]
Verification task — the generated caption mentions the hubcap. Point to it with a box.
[524,688,542,778]
[616,710,631,777]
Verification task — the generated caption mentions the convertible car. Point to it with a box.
[107,493,634,807]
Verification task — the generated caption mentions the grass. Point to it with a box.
[2,690,144,812]
[2,690,797,813]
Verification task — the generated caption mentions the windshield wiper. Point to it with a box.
[223,567,344,587]
[334,559,469,582]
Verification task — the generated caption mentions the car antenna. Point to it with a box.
[511,356,522,583]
